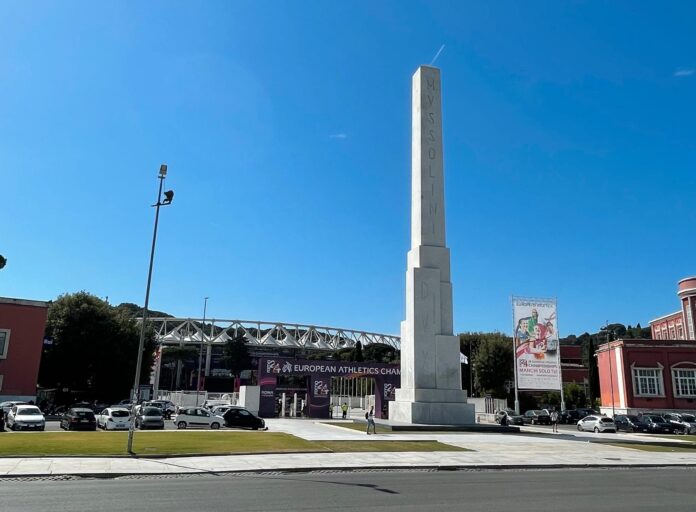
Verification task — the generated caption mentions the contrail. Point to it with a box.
[430,44,445,65]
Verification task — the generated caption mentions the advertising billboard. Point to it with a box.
[512,297,561,390]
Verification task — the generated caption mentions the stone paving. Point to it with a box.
[1,418,695,477]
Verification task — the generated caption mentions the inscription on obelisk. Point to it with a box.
[389,66,474,425]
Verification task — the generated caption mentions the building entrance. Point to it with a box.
[257,357,400,419]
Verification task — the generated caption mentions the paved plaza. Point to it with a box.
[1,418,695,477]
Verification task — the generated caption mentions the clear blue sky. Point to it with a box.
[2,2,695,337]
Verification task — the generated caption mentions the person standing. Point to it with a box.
[551,408,559,433]
[366,406,376,435]
[341,402,348,419]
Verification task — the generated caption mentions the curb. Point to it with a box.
[2,462,696,480]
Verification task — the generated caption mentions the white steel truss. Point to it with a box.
[141,317,401,351]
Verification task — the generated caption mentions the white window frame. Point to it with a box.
[631,363,665,397]
[0,329,9,359]
[671,363,696,398]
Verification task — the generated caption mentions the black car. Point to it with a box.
[222,407,266,430]
[614,414,648,433]
[636,415,681,434]
[60,407,97,431]
[523,410,551,425]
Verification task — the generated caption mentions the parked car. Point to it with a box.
[60,407,97,431]
[577,415,616,433]
[523,410,551,425]
[7,405,45,431]
[0,400,28,416]
[211,405,236,416]
[613,414,648,433]
[173,407,224,429]
[636,415,681,434]
[135,407,165,430]
[96,407,131,430]
[680,413,696,433]
[222,407,266,430]
[146,400,176,415]
[495,409,524,426]
[662,413,695,434]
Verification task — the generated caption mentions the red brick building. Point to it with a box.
[597,338,696,415]
[0,297,49,402]
[560,344,589,389]
[650,276,696,340]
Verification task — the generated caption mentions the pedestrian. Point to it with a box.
[500,411,508,427]
[551,408,559,433]
[329,403,333,419]
[341,402,348,419]
[366,406,376,435]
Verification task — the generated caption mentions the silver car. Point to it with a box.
[7,405,45,431]
[577,415,616,433]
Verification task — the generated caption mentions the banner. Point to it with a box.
[512,297,560,390]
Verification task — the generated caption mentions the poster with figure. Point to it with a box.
[512,297,561,390]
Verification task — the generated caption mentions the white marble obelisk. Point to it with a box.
[389,66,475,425]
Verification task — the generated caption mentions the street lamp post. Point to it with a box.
[195,297,209,406]
[127,164,174,455]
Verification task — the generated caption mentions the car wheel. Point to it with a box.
[577,424,583,431]
[177,421,187,429]
[594,426,600,433]
[211,422,220,430]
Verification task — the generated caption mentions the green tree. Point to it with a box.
[472,334,514,397]
[587,336,600,404]
[39,291,155,403]
[362,343,398,363]
[350,340,365,362]
[563,382,587,408]
[222,334,252,378]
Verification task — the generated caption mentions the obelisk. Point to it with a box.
[389,66,475,425]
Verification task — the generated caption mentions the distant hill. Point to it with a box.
[115,302,174,319]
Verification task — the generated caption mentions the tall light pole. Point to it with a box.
[127,164,174,455]
[196,297,209,406]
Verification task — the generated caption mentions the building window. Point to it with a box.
[0,329,9,359]
[632,367,663,396]
[678,327,684,339]
[673,368,696,397]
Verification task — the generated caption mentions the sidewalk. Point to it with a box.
[1,418,695,477]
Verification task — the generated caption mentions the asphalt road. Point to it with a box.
[2,467,695,512]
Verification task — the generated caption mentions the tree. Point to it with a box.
[472,334,514,397]
[0,254,6,269]
[39,291,155,403]
[563,382,587,408]
[362,343,398,363]
[222,334,252,378]
[460,332,513,397]
[350,340,364,362]
[587,336,600,404]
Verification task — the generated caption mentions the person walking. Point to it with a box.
[341,402,348,419]
[551,408,559,433]
[366,406,376,435]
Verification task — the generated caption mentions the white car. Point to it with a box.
[173,407,224,429]
[577,415,616,433]
[7,405,45,431]
[96,407,132,430]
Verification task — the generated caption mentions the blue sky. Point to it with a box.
[1,2,695,337]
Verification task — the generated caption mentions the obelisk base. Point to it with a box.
[389,389,475,425]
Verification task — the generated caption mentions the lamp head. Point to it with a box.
[162,190,174,205]
[159,164,168,177]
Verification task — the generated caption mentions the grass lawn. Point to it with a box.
[0,431,467,457]
[607,442,696,453]
[0,432,320,457]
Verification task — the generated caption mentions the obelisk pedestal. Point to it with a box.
[389,66,475,425]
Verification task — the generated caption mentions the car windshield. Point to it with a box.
[682,414,695,421]
[143,408,161,416]
[111,410,129,418]
[18,407,42,415]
